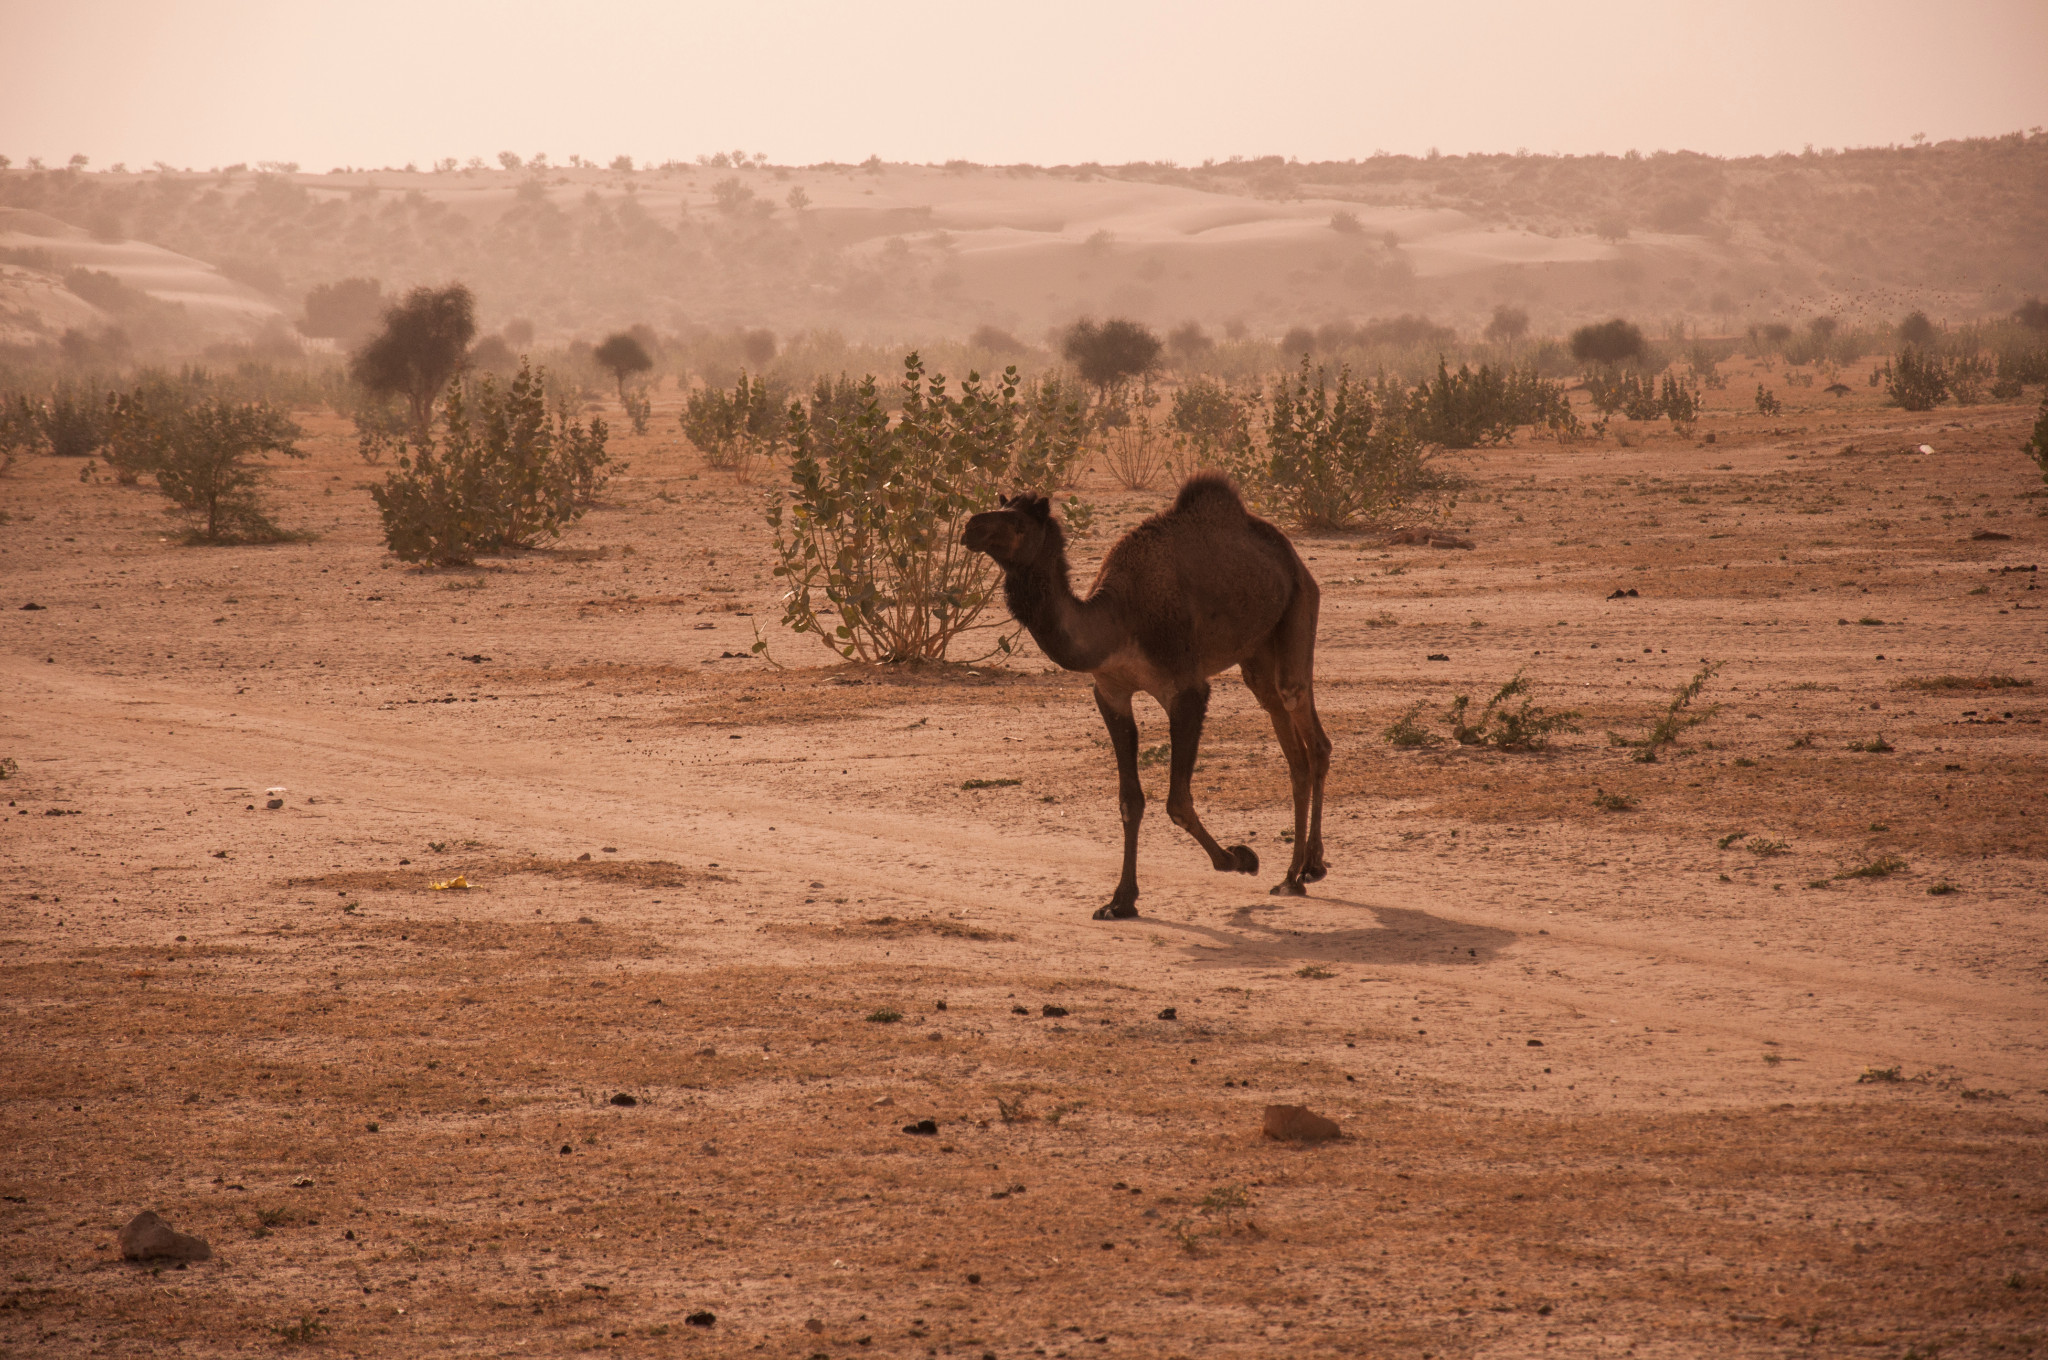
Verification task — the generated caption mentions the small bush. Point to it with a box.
[1882,349,1949,411]
[1382,700,1439,749]
[1167,378,1258,477]
[27,380,112,458]
[1443,670,1580,751]
[1754,384,1781,417]
[765,354,1037,663]
[681,370,782,477]
[1592,788,1637,811]
[1062,317,1161,401]
[1242,359,1441,528]
[2026,389,2048,484]
[1610,661,1722,762]
[1837,855,1907,880]
[1845,735,1894,753]
[120,396,306,543]
[1408,359,1572,447]
[1569,319,1646,367]
[371,362,611,565]
[865,1008,902,1024]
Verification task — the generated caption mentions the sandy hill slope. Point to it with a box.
[0,205,288,350]
[0,133,2041,348]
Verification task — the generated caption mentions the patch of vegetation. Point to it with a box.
[350,283,477,442]
[1717,831,1748,849]
[1845,735,1895,753]
[765,354,1078,664]
[1856,1066,1903,1084]
[1442,671,1580,751]
[1235,358,1444,528]
[1836,855,1907,880]
[1926,882,1959,896]
[1882,347,1950,411]
[1591,788,1638,812]
[864,1008,902,1024]
[1747,838,1790,857]
[1382,700,1439,749]
[1608,661,1721,762]
[1295,965,1334,979]
[1407,358,1573,446]
[371,362,612,565]
[113,394,307,543]
[960,778,1021,789]
[1893,674,2031,691]
[272,1315,328,1345]
[680,370,782,476]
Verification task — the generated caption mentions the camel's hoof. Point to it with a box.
[1301,862,1329,884]
[1228,845,1259,875]
[1269,880,1307,898]
[1093,902,1139,921]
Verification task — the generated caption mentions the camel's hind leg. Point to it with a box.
[1165,683,1260,876]
[1240,591,1332,895]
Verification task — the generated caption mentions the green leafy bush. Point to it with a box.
[131,397,306,542]
[1442,670,1580,751]
[764,353,1037,663]
[681,370,783,476]
[1608,661,1721,762]
[1167,377,1258,477]
[28,381,112,458]
[1754,384,1782,417]
[1882,349,1949,410]
[371,362,611,565]
[1242,359,1438,528]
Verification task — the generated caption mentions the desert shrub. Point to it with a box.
[1062,318,1161,401]
[1443,671,1580,751]
[1381,700,1439,749]
[1754,384,1782,417]
[1483,306,1530,347]
[2016,298,2048,333]
[1658,373,1700,428]
[1946,352,1992,406]
[763,353,1035,663]
[1608,661,1721,762]
[1882,349,1949,411]
[1587,369,1658,419]
[1569,319,1646,368]
[2025,390,2048,484]
[1096,380,1168,490]
[103,370,212,483]
[1244,359,1437,528]
[1168,377,1258,476]
[349,283,477,442]
[28,380,113,458]
[370,361,610,565]
[1409,360,1574,446]
[1896,311,1938,349]
[129,397,305,543]
[1165,321,1215,364]
[681,370,783,477]
[1014,373,1089,489]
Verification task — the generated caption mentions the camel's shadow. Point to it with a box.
[1148,896,1517,971]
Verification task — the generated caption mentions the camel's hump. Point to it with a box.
[1170,473,1248,517]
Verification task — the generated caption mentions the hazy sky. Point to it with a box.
[5,0,2046,171]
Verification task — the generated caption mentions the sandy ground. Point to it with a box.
[2,366,2045,1358]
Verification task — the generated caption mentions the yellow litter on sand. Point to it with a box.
[429,875,470,891]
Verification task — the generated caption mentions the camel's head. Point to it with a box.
[962,493,1057,568]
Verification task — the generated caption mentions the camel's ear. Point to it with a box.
[1021,495,1052,521]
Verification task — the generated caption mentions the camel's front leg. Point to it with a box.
[1092,685,1144,920]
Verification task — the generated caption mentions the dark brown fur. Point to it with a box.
[962,474,1331,918]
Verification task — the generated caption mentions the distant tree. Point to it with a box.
[1281,326,1317,358]
[468,334,516,375]
[1808,315,1839,341]
[1062,318,1161,399]
[133,398,306,543]
[1756,322,1794,354]
[741,329,777,368]
[502,317,535,349]
[2014,298,2048,332]
[348,283,477,443]
[786,185,811,213]
[497,151,523,171]
[1593,213,1629,242]
[969,325,1024,355]
[1328,210,1362,234]
[1897,311,1938,349]
[610,155,634,172]
[1166,321,1215,363]
[593,331,654,402]
[713,178,755,215]
[1484,305,1530,346]
[1569,318,1646,367]
[301,278,386,344]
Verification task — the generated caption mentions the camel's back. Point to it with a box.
[1088,475,1308,671]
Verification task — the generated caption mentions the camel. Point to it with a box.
[962,474,1331,919]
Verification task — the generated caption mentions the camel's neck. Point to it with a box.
[1000,529,1118,674]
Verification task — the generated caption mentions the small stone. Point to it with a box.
[1526,1039,1544,1047]
[966,1273,981,1284]
[290,1176,314,1188]
[119,1211,211,1263]
[685,1310,716,1328]
[804,1318,824,1334]
[1040,1004,1068,1018]
[609,1093,637,1107]
[265,799,284,810]
[870,1095,896,1108]
[1261,1104,1341,1143]
[577,852,592,861]
[1157,1007,1177,1020]
[902,1119,938,1136]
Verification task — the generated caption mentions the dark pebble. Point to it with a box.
[1041,1004,1068,1018]
[902,1119,938,1136]
[1157,1007,1177,1020]
[610,1093,637,1107]
[685,1310,716,1328]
